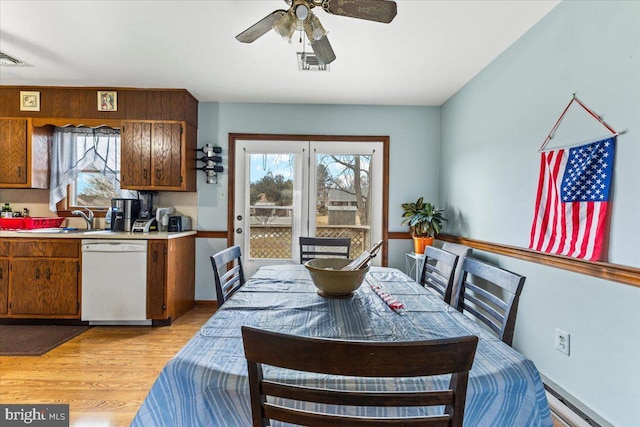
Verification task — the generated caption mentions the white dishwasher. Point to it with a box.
[81,239,151,325]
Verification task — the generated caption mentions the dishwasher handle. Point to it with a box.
[82,241,147,253]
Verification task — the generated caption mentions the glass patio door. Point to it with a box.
[308,141,382,264]
[234,139,382,277]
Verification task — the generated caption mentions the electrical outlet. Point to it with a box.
[555,328,570,356]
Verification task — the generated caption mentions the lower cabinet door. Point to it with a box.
[10,259,78,315]
[0,259,8,314]
[147,241,167,319]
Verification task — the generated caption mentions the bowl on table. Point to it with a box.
[304,258,370,298]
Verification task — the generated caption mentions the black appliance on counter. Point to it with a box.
[110,198,140,232]
[131,192,159,232]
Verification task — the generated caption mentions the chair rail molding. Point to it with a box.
[437,234,640,288]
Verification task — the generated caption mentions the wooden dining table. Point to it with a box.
[131,264,553,426]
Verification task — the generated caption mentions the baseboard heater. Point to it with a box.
[544,385,601,427]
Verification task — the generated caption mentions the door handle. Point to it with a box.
[236,228,243,234]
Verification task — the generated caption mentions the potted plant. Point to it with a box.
[401,197,447,254]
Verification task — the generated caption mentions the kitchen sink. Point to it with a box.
[17,228,86,234]
[16,228,114,235]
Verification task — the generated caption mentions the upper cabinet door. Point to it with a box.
[0,118,28,185]
[121,120,186,191]
[121,121,152,188]
[152,122,182,188]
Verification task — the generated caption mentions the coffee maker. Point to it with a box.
[110,198,141,232]
[131,192,159,232]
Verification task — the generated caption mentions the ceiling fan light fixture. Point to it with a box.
[273,11,296,41]
[304,12,326,41]
[294,3,309,21]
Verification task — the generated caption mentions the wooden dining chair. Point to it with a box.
[242,325,478,427]
[419,245,459,305]
[299,236,351,263]
[440,242,472,307]
[454,257,525,346]
[210,245,245,307]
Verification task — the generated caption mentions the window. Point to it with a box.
[68,171,123,209]
[49,126,136,213]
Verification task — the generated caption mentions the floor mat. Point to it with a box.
[0,324,91,356]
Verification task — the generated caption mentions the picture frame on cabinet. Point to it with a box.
[20,91,40,111]
[97,91,117,111]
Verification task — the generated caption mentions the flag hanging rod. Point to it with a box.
[539,93,621,151]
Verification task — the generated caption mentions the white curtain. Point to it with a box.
[49,126,135,211]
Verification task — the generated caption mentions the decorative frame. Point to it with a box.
[97,91,118,112]
[20,91,40,111]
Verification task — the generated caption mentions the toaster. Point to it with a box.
[168,215,192,232]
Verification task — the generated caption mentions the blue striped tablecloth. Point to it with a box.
[132,265,552,427]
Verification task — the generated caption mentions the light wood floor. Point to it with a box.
[1,304,566,427]
[0,305,216,427]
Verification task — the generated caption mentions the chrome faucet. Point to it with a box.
[71,208,94,230]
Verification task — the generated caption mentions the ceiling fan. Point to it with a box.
[236,0,398,65]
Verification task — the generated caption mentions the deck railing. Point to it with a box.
[249,225,370,259]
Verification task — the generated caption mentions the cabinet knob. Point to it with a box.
[143,169,148,179]
[17,166,22,177]
[35,268,40,279]
[236,228,243,234]
[45,269,51,279]
[0,267,3,280]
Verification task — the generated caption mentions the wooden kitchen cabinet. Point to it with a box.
[0,241,7,314]
[0,259,8,314]
[147,240,167,319]
[147,235,195,323]
[0,118,49,188]
[3,239,80,318]
[10,259,79,315]
[121,120,196,191]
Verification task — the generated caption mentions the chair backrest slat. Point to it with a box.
[210,246,245,307]
[299,236,351,263]
[242,326,478,427]
[439,242,472,307]
[420,246,459,304]
[455,257,525,346]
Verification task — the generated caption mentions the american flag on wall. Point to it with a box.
[529,136,615,261]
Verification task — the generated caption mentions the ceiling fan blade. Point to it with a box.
[311,35,336,64]
[322,0,397,23]
[236,10,287,43]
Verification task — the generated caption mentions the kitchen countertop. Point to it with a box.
[0,229,197,240]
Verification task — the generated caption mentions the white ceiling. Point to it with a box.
[0,0,559,106]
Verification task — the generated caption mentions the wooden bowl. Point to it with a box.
[304,258,369,298]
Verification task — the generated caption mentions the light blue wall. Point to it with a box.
[194,103,440,298]
[440,1,640,426]
[197,103,440,231]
